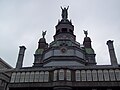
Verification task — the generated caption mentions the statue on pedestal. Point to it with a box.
[83,30,88,37]
[42,31,46,38]
[61,6,69,20]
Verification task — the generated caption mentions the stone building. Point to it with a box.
[1,7,120,90]
[0,58,12,90]
[0,58,12,69]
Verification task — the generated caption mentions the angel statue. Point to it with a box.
[61,6,69,20]
[83,30,88,37]
[42,31,47,38]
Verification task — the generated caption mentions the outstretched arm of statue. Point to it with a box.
[67,6,69,10]
[61,6,63,10]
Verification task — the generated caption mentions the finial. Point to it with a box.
[42,31,47,38]
[61,6,69,20]
[83,30,88,37]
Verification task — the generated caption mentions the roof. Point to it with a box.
[0,58,12,69]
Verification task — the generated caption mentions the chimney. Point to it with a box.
[107,40,118,66]
[16,46,26,68]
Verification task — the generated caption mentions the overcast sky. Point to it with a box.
[0,0,120,67]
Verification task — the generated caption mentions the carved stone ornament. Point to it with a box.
[60,47,67,53]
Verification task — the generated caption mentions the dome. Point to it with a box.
[84,37,91,42]
[35,48,44,54]
[85,48,95,54]
[39,38,46,43]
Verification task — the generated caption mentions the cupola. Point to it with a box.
[54,6,76,41]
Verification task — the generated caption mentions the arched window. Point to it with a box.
[39,71,44,82]
[59,69,64,80]
[10,72,16,83]
[44,71,49,82]
[98,70,104,81]
[29,72,35,82]
[15,72,21,83]
[115,69,120,81]
[24,72,30,82]
[103,70,110,81]
[109,69,115,81]
[81,70,86,81]
[53,70,57,81]
[86,70,92,81]
[92,70,98,81]
[66,70,71,81]
[34,71,39,82]
[20,72,25,82]
[75,70,80,81]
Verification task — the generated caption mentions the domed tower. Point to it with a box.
[33,7,96,67]
[83,30,96,65]
[54,6,76,41]
[33,31,48,67]
[41,7,88,67]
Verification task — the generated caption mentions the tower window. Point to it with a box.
[56,29,60,34]
[62,28,67,33]
[69,29,73,34]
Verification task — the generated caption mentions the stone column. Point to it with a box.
[16,46,26,68]
[107,40,118,66]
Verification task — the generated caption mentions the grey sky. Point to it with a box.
[0,0,120,67]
